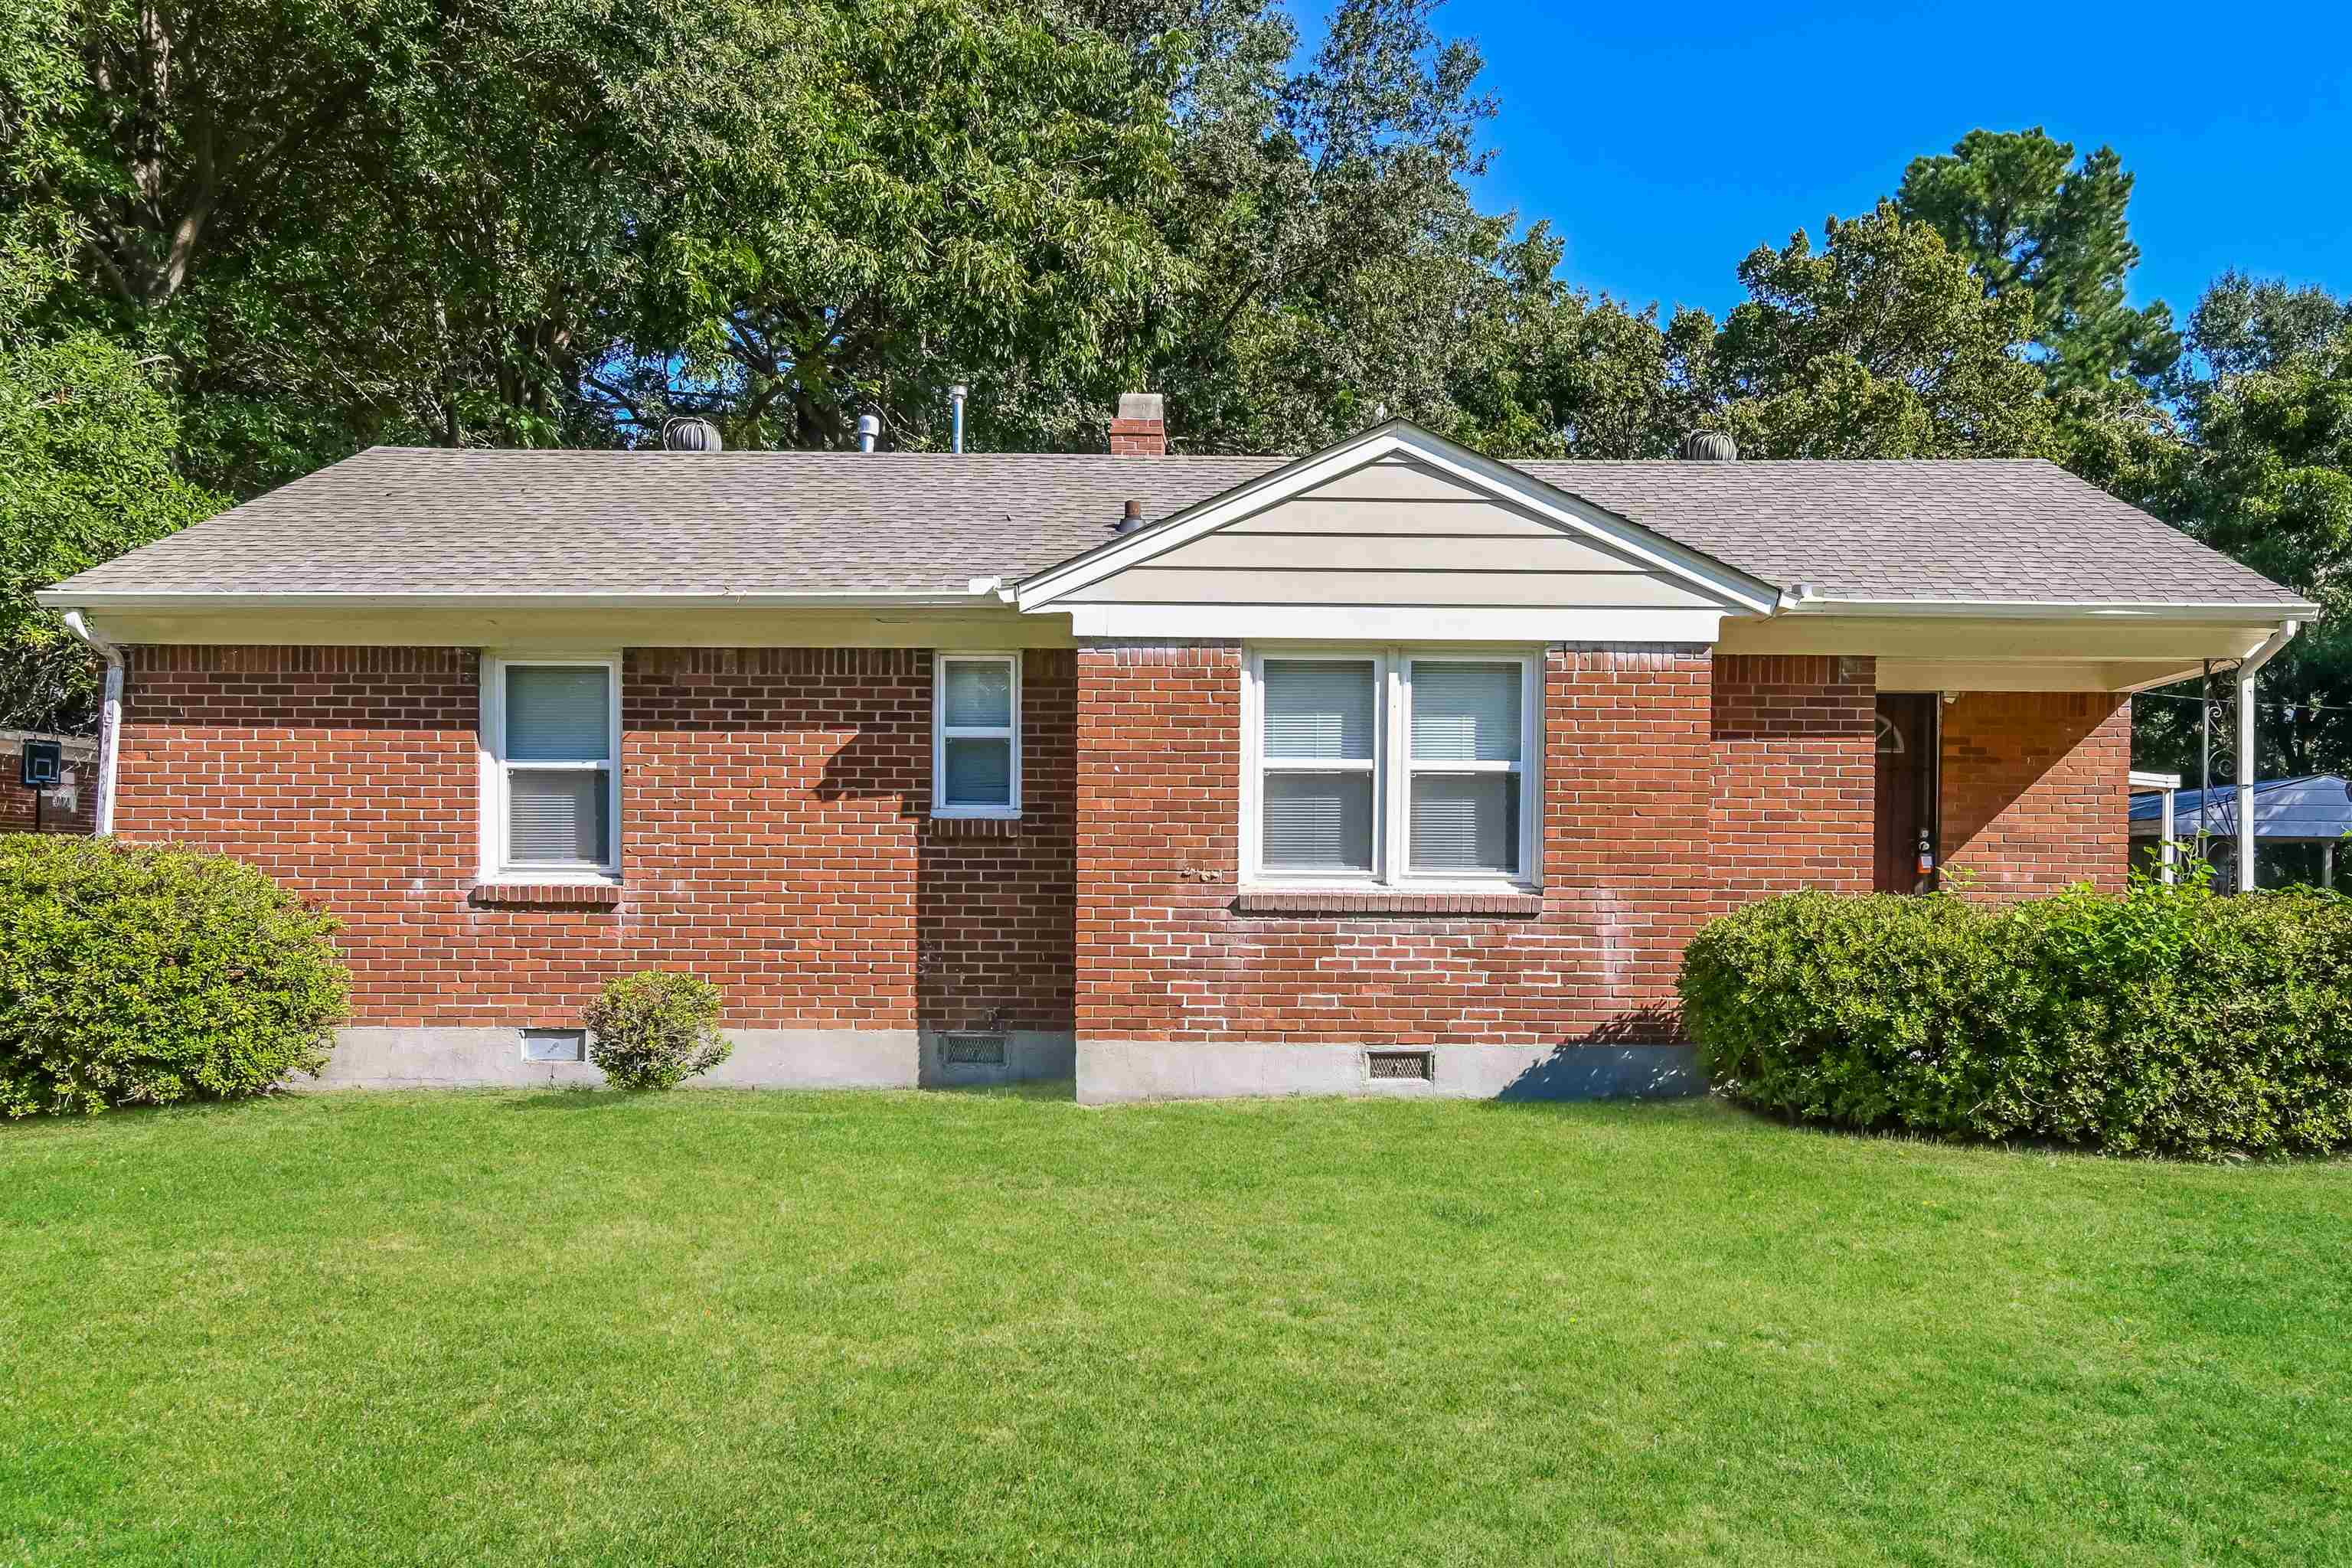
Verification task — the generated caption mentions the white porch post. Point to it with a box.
[2130,770,2184,885]
[2235,622,2301,893]
[2237,671,2255,890]
[2161,789,2177,883]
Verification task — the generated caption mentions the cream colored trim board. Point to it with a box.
[1066,604,1729,642]
[1777,596,2316,621]
[67,606,1077,651]
[34,589,988,611]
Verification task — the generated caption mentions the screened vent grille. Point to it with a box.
[521,1028,587,1063]
[942,1033,1007,1067]
[1367,1050,1433,1081]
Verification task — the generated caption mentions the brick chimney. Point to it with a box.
[1109,391,1165,456]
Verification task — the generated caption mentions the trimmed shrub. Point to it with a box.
[0,836,350,1116]
[1679,880,2352,1158]
[584,970,732,1090]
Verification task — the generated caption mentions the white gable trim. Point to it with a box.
[1014,421,1783,616]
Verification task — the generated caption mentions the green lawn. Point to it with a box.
[2,1090,2346,1566]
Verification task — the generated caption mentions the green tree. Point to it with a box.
[593,0,1187,453]
[1700,202,2057,459]
[1896,127,2180,392]
[1443,224,1709,459]
[2142,283,2352,780]
[0,302,222,729]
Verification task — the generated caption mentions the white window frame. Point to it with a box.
[1242,645,1541,892]
[933,652,1021,819]
[479,653,622,884]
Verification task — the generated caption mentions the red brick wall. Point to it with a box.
[1939,691,2130,898]
[1072,642,1715,1046]
[1708,654,1877,904]
[0,763,96,835]
[113,639,2134,1047]
[115,645,1074,1031]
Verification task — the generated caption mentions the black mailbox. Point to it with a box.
[20,740,62,789]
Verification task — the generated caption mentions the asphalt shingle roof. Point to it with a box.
[44,444,2305,609]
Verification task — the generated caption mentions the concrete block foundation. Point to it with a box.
[1075,1041,1700,1106]
[311,1027,1077,1092]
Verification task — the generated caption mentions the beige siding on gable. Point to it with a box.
[1062,456,1733,612]
[1158,534,1644,572]
[1300,458,1493,503]
[1067,568,1721,607]
[1220,501,1604,542]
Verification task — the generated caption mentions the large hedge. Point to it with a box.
[1679,880,2352,1158]
[0,836,350,1116]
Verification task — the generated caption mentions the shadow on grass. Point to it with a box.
[502,1088,636,1112]
[924,1080,1076,1102]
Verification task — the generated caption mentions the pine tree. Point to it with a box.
[1896,128,2180,393]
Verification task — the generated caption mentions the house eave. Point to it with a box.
[32,589,1004,612]
[1768,596,2318,622]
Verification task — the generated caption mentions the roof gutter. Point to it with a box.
[32,589,1011,612]
[1769,593,2320,622]
[58,610,123,837]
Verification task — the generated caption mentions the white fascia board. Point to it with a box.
[1016,422,1782,616]
[1776,596,2318,622]
[32,590,997,612]
[1061,603,1727,643]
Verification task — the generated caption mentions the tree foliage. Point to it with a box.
[5,0,2350,800]
[0,243,220,730]
[2136,276,2352,781]
[1897,127,2180,393]
[1704,202,2057,459]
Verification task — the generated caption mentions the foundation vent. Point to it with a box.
[1367,1050,1434,1082]
[521,1028,587,1063]
[942,1033,1008,1067]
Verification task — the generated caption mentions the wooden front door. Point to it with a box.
[1874,694,1935,893]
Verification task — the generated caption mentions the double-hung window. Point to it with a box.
[485,657,619,879]
[934,653,1021,818]
[1246,649,1537,887]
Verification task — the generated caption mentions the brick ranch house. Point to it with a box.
[38,402,2312,1102]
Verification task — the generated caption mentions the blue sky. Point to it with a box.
[1307,0,2352,321]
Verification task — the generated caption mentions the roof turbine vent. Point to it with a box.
[1677,429,1737,462]
[661,416,724,453]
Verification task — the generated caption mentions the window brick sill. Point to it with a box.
[1233,889,1545,917]
[925,815,1028,838]
[469,881,622,908]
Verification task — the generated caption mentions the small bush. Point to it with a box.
[0,835,350,1116]
[584,971,732,1090]
[1679,879,2352,1158]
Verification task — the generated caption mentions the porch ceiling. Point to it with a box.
[1717,612,2295,693]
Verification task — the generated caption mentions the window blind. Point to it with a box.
[508,769,609,864]
[505,667,611,761]
[1410,662,1520,761]
[1262,771,1374,871]
[1409,773,1518,872]
[1263,659,1376,759]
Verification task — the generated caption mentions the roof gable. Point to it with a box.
[1016,423,1782,616]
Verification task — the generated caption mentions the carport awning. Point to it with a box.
[2130,775,2352,841]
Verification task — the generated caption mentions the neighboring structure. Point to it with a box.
[0,730,99,836]
[38,400,2314,1101]
[2131,774,2352,889]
